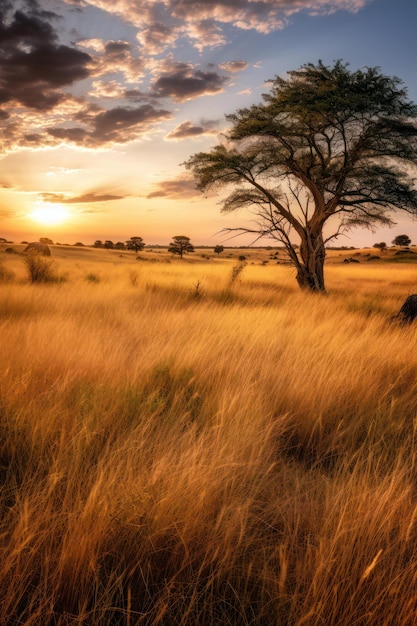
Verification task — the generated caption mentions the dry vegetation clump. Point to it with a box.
[1,249,417,624]
[22,250,58,283]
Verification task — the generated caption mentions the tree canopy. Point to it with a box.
[392,234,412,247]
[185,60,417,291]
[126,237,145,253]
[168,235,194,258]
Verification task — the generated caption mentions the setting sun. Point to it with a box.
[29,203,69,226]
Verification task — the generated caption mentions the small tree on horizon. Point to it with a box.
[126,237,145,253]
[185,60,417,292]
[214,245,224,255]
[168,236,194,259]
[373,242,387,250]
[392,234,412,247]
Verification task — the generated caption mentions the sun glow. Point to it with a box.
[30,203,70,225]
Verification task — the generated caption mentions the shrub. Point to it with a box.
[230,261,246,285]
[85,272,101,283]
[23,251,57,283]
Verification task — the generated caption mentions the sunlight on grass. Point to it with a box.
[1,245,417,624]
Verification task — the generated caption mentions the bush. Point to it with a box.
[23,251,57,283]
[85,272,101,283]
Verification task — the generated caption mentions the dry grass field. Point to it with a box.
[1,243,417,625]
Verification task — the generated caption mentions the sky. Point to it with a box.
[0,0,416,247]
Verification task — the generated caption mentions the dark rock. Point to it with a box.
[394,295,417,323]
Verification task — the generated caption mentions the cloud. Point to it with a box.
[90,80,126,99]
[146,175,200,199]
[39,191,126,204]
[0,0,371,153]
[90,104,171,142]
[47,126,89,143]
[136,21,178,55]
[93,39,146,82]
[71,0,370,43]
[166,119,220,140]
[219,61,249,73]
[0,6,91,110]
[47,104,172,146]
[151,57,228,102]
[184,19,227,51]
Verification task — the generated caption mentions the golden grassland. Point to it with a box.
[1,244,417,624]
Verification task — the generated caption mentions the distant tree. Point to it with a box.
[115,241,126,250]
[94,240,103,248]
[39,237,53,245]
[214,245,224,255]
[73,242,84,247]
[126,236,145,253]
[104,240,114,249]
[168,235,194,258]
[373,242,387,250]
[392,234,411,246]
[185,60,417,292]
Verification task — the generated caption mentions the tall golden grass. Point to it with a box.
[1,246,417,624]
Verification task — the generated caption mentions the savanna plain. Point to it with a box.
[2,243,417,625]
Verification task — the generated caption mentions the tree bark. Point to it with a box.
[296,229,326,292]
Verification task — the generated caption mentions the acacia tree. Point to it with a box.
[392,234,411,246]
[185,61,417,292]
[126,236,145,253]
[168,235,194,258]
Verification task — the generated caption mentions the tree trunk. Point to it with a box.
[296,229,326,292]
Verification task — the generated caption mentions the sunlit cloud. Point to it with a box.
[146,175,200,199]
[39,191,126,203]
[166,119,220,140]
[218,61,249,73]
[72,0,371,41]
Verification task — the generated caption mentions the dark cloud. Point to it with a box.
[124,89,148,101]
[47,104,171,146]
[90,105,171,142]
[146,176,200,199]
[166,119,219,140]
[40,191,125,203]
[47,127,89,143]
[0,7,91,110]
[23,133,43,143]
[151,61,228,102]
[104,40,132,57]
